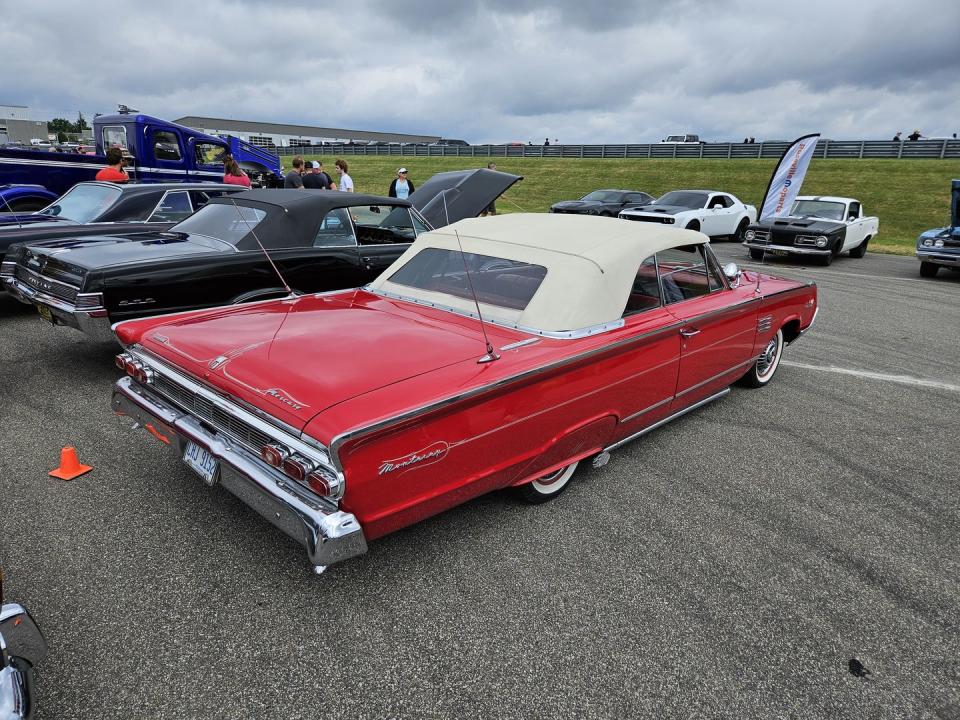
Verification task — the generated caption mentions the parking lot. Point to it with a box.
[1,248,957,719]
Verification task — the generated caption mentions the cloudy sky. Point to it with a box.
[1,0,958,143]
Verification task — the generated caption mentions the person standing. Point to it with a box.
[95,147,129,183]
[222,156,251,188]
[893,131,902,142]
[303,160,333,189]
[907,129,922,142]
[335,159,354,192]
[388,167,414,198]
[284,155,305,188]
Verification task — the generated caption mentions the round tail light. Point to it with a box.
[115,353,130,370]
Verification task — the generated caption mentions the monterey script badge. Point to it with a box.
[379,441,449,476]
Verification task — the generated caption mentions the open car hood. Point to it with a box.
[410,169,522,229]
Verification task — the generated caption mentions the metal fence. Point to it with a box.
[274,139,960,160]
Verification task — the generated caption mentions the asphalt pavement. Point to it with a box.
[1,247,958,719]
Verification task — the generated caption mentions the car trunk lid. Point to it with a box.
[133,291,497,429]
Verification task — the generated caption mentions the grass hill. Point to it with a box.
[293,155,960,254]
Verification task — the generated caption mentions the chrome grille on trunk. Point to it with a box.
[14,266,79,303]
[153,374,274,453]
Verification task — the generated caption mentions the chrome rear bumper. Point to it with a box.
[111,377,367,571]
[2,274,113,342]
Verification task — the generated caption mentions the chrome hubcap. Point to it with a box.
[757,338,779,377]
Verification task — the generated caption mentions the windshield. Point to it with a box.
[388,248,547,311]
[665,136,686,142]
[581,191,625,203]
[37,183,121,223]
[169,203,267,245]
[791,200,845,220]
[654,191,708,209]
[351,204,421,243]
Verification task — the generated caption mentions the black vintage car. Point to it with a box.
[0,181,244,265]
[1,169,519,341]
[742,196,879,266]
[549,189,654,217]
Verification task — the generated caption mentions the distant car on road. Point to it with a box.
[619,190,757,241]
[659,134,705,144]
[550,189,654,217]
[743,196,879,265]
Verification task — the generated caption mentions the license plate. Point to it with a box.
[36,304,54,323]
[183,441,218,484]
[768,249,788,257]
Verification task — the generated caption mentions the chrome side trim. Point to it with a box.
[328,320,685,473]
[500,338,540,351]
[620,396,673,424]
[790,306,819,344]
[367,286,626,339]
[604,388,730,452]
[675,358,754,399]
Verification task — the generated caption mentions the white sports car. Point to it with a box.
[619,190,758,241]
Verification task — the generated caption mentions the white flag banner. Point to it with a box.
[759,133,820,221]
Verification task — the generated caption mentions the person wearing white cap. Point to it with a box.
[303,160,334,189]
[388,167,415,199]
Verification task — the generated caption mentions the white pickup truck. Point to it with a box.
[742,196,880,265]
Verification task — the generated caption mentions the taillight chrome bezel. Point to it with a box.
[281,454,313,482]
[260,444,287,467]
[306,469,343,499]
[116,353,154,384]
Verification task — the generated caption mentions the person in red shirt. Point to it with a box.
[95,147,129,183]
[222,156,251,188]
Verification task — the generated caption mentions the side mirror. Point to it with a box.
[723,262,742,287]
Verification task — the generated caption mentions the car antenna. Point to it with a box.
[0,192,24,231]
[227,196,293,297]
[453,228,499,364]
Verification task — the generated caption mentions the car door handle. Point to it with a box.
[680,327,701,338]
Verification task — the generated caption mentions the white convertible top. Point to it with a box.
[368,213,705,333]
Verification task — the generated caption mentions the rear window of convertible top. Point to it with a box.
[388,248,547,311]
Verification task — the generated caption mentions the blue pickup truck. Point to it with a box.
[0,111,283,211]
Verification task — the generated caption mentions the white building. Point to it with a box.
[174,116,440,149]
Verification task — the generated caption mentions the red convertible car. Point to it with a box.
[111,214,817,572]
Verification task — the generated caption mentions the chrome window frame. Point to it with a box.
[312,207,359,249]
[146,189,194,223]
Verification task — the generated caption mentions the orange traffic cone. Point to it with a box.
[49,446,93,481]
